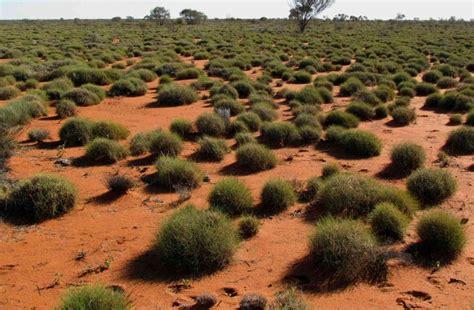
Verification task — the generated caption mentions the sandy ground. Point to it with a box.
[0,64,473,309]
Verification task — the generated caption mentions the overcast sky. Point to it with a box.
[0,0,473,20]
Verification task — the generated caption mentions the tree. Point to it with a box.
[145,6,170,25]
[289,0,335,32]
[395,13,406,21]
[111,16,121,22]
[180,9,207,25]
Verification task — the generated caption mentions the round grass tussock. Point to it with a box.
[59,117,94,146]
[56,100,77,119]
[406,168,457,206]
[58,284,131,310]
[239,216,261,239]
[155,157,203,190]
[85,138,129,163]
[149,131,183,157]
[260,179,296,214]
[337,130,382,158]
[368,202,409,243]
[208,178,253,217]
[416,210,465,264]
[154,205,238,275]
[235,143,277,172]
[445,126,474,154]
[322,162,340,179]
[6,174,77,222]
[390,143,426,175]
[391,106,416,126]
[157,84,198,106]
[261,122,301,148]
[196,112,226,137]
[346,102,375,120]
[197,136,229,161]
[236,112,262,132]
[109,77,148,97]
[92,121,129,140]
[324,110,359,128]
[234,132,256,146]
[340,77,365,97]
[170,118,194,138]
[63,88,101,106]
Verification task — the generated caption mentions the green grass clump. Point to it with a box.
[28,128,50,142]
[176,68,201,80]
[270,287,309,310]
[56,99,77,119]
[208,177,253,216]
[237,112,262,132]
[324,110,359,128]
[231,80,255,98]
[300,176,322,202]
[85,138,129,163]
[239,216,260,239]
[340,77,365,96]
[250,103,278,122]
[337,130,382,157]
[6,174,77,222]
[126,68,157,82]
[235,143,277,172]
[157,84,198,106]
[465,111,474,126]
[422,70,443,83]
[391,106,416,126]
[81,83,106,100]
[196,112,226,137]
[261,122,301,148]
[155,157,203,190]
[109,77,147,97]
[128,132,152,156]
[42,78,74,100]
[170,118,194,138]
[59,117,94,146]
[261,179,296,214]
[346,102,375,120]
[449,114,463,125]
[415,82,438,96]
[154,205,238,275]
[294,86,323,105]
[58,285,131,310]
[416,210,465,264]
[368,202,409,243]
[63,88,101,106]
[291,71,312,84]
[390,143,426,175]
[0,86,19,100]
[149,131,183,157]
[213,97,245,116]
[322,162,340,179]
[407,168,457,206]
[197,136,229,161]
[92,121,129,140]
[309,217,386,285]
[445,126,474,154]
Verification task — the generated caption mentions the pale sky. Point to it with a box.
[0,0,473,20]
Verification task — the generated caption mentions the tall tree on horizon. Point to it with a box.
[145,6,170,25]
[290,0,335,32]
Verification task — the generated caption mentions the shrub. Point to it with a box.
[294,113,321,129]
[6,174,77,222]
[198,136,229,161]
[81,83,106,100]
[0,86,19,100]
[373,85,395,103]
[261,179,296,214]
[196,113,226,137]
[157,84,198,106]
[407,168,457,206]
[235,132,256,146]
[322,162,340,179]
[129,132,151,156]
[237,112,262,132]
[325,125,347,143]
[416,210,465,264]
[208,178,253,216]
[28,128,50,142]
[85,138,129,163]
[424,93,443,109]
[294,86,323,105]
[309,217,386,285]
[195,293,217,308]
[126,68,157,82]
[59,117,94,146]
[63,88,101,106]
[149,131,183,157]
[239,216,260,239]
[155,157,203,190]
[338,130,382,157]
[231,80,255,98]
[391,106,416,126]
[154,205,238,274]
[109,77,147,97]
[346,102,375,120]
[324,110,359,128]
[466,111,474,126]
[415,83,438,96]
[261,122,300,148]
[56,99,77,119]
[240,293,267,310]
[340,77,365,96]
[210,84,238,99]
[65,67,113,86]
[17,78,38,91]
[390,143,426,175]
[58,284,131,310]
[298,125,322,144]
[105,174,135,193]
[301,176,322,202]
[368,203,409,242]
[445,126,474,154]
[92,121,129,140]
[422,70,443,83]
[43,78,74,100]
[449,114,463,125]
[374,105,388,119]
[251,103,278,122]
[170,118,193,138]
[235,143,277,172]
[270,287,309,310]
[176,68,201,80]
[399,87,416,98]
[437,77,457,89]
[292,71,312,84]
[213,98,245,116]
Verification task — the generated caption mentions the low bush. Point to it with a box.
[424,93,443,109]
[291,71,312,84]
[239,216,260,239]
[298,125,322,144]
[231,80,255,98]
[300,176,322,202]
[58,284,131,310]
[368,203,409,242]
[422,70,443,83]
[346,102,375,120]
[176,68,201,80]
[449,114,463,125]
[0,86,19,100]
[390,143,426,175]
[105,174,135,193]
[324,110,359,128]
[59,117,94,146]
[374,105,388,119]
[154,205,238,274]
[261,179,296,214]
[157,84,198,106]
[129,132,152,156]
[5,174,77,222]
[56,100,77,119]
[391,106,416,126]
[240,293,267,310]
[208,178,253,216]
[196,113,226,137]
[81,83,106,100]
[237,112,262,132]
[213,98,245,116]
[197,136,229,161]
[251,103,278,122]
[210,84,238,99]
[270,287,309,310]
[27,128,50,143]
[309,217,386,285]
[437,77,457,89]
[415,83,438,96]
[445,126,474,154]
[235,132,256,146]
[261,122,301,148]
[85,138,129,163]
[149,131,183,157]
[325,125,347,143]
[235,143,277,172]
[322,162,340,179]
[126,68,157,82]
[466,111,474,126]
[195,293,217,308]
[109,77,147,97]
[407,168,457,206]
[42,78,74,100]
[92,121,129,140]
[63,88,101,106]
[340,77,365,97]
[416,210,465,264]
[373,85,395,103]
[337,130,382,157]
[169,118,193,138]
[294,86,323,105]
[155,157,203,190]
